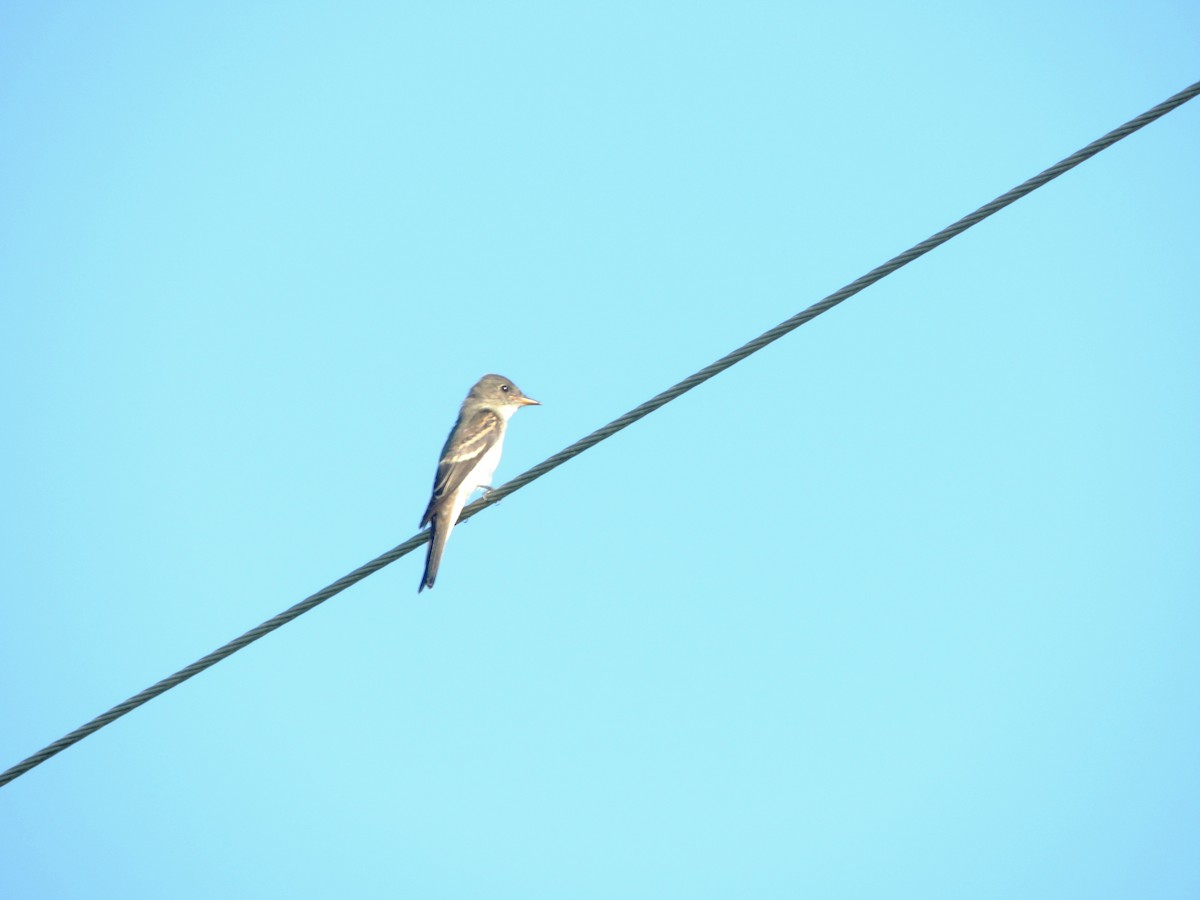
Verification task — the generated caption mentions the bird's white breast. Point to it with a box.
[463,432,505,497]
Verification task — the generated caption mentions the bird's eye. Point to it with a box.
[500,384,510,392]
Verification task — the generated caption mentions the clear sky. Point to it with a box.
[2,3,1198,898]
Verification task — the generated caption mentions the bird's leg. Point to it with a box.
[483,486,507,505]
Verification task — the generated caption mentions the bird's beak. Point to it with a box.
[516,396,541,406]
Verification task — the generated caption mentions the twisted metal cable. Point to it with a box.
[2,78,1197,790]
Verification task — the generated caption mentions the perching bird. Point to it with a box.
[419,374,540,591]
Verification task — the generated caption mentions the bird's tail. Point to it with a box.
[419,516,451,592]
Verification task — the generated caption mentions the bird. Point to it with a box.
[419,374,540,591]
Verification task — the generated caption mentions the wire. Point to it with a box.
[2,78,1197,791]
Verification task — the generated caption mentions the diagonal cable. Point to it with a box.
[2,78,1197,791]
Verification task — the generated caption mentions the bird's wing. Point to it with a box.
[420,408,503,528]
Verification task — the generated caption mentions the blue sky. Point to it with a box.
[2,3,1198,897]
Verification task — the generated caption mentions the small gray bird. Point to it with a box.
[419,374,540,591]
